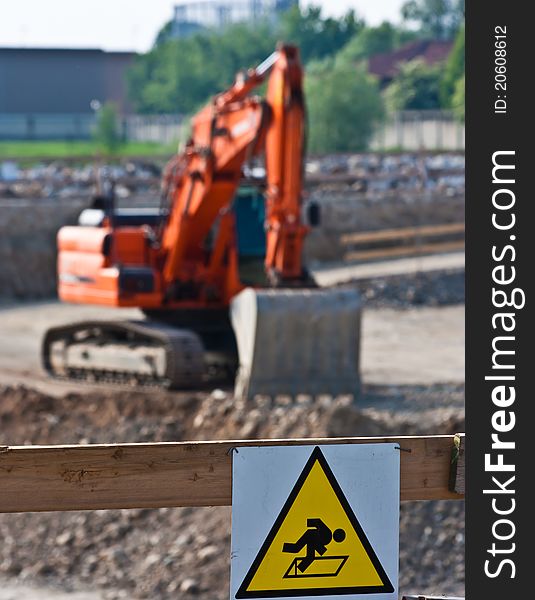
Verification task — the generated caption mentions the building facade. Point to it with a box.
[0,48,135,115]
[172,0,297,37]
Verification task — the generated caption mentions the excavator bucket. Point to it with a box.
[230,287,362,400]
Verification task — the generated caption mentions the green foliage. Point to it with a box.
[126,2,465,148]
[128,22,277,114]
[451,75,464,121]
[440,25,464,106]
[128,6,364,115]
[154,20,175,47]
[93,102,121,154]
[384,59,443,111]
[154,20,206,46]
[279,5,364,64]
[305,59,385,153]
[401,0,464,39]
[337,22,417,63]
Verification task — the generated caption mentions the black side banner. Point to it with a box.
[466,1,529,597]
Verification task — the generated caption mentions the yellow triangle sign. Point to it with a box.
[236,447,394,598]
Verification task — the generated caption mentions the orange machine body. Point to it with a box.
[58,45,308,310]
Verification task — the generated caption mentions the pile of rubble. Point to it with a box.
[0,153,464,200]
[0,160,161,200]
[306,152,465,196]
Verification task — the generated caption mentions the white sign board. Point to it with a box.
[230,444,400,600]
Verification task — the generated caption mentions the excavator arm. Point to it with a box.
[263,45,308,282]
[159,45,308,304]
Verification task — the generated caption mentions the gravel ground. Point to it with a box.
[0,582,103,600]
[348,268,465,309]
[0,384,464,599]
[0,296,464,392]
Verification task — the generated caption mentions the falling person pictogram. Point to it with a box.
[282,518,347,576]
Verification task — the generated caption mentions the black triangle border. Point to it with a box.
[235,446,395,598]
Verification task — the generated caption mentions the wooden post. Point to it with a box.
[448,433,465,495]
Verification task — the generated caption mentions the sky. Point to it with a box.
[1,0,406,53]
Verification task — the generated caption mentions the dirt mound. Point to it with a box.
[0,384,465,598]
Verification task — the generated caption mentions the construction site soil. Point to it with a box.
[0,262,465,598]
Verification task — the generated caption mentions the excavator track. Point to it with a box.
[42,320,205,389]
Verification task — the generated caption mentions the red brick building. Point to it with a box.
[369,39,454,85]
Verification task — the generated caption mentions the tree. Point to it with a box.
[451,75,464,121]
[279,5,364,64]
[337,22,417,64]
[305,59,385,153]
[128,7,368,116]
[401,0,464,39]
[93,102,121,154]
[384,59,442,111]
[127,22,277,114]
[440,25,464,106]
[154,20,174,47]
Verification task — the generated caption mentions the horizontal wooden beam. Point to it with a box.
[344,240,465,263]
[340,222,465,246]
[0,435,464,514]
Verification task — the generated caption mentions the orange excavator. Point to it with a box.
[42,45,361,398]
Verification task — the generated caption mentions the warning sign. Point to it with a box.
[231,444,399,600]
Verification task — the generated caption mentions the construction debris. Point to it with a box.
[0,153,464,200]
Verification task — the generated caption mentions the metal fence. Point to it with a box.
[371,111,465,151]
[0,110,464,151]
[0,113,184,144]
[0,114,95,141]
[124,115,184,144]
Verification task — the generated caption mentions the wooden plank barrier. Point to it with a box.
[340,222,465,263]
[0,434,464,514]
[340,223,465,246]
